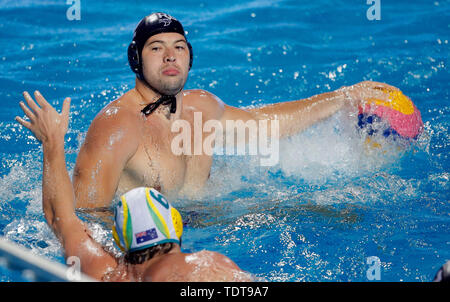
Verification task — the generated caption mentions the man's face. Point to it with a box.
[141,32,190,95]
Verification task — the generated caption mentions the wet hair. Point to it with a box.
[125,242,176,265]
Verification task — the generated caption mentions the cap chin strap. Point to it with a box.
[139,74,180,116]
[141,94,177,116]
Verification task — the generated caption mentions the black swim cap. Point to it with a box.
[128,12,193,80]
[128,13,193,116]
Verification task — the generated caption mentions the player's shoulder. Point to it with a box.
[182,89,225,119]
[183,250,239,270]
[84,92,142,149]
[90,92,140,133]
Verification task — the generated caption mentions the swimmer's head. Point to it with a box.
[112,187,183,262]
[128,13,193,95]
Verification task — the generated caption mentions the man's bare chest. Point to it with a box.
[123,131,187,192]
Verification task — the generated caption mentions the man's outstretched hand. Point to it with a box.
[339,81,401,106]
[15,91,71,146]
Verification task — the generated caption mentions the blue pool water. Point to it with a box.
[0,0,449,281]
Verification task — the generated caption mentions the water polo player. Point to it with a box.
[25,12,421,209]
[15,92,251,281]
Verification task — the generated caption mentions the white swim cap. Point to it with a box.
[112,187,183,253]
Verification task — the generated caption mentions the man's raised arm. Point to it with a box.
[16,91,75,234]
[15,91,118,280]
[220,81,400,138]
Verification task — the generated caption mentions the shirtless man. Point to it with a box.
[15,94,250,281]
[71,12,400,208]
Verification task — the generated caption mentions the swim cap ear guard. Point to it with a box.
[127,12,193,80]
[127,40,140,75]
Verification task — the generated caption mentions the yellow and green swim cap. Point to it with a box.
[112,187,183,253]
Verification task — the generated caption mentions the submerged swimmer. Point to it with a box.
[15,93,251,281]
[30,12,402,208]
